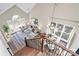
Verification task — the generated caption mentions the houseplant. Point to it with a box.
[3,24,9,33]
[3,24,10,40]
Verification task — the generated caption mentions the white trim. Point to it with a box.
[16,5,29,13]
[16,4,36,13]
[0,4,28,16]
[0,3,36,16]
[52,17,79,23]
[28,3,37,13]
[0,4,16,16]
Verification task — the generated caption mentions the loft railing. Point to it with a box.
[32,33,79,56]
[42,39,79,56]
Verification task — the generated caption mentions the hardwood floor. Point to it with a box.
[14,47,61,56]
[14,47,43,56]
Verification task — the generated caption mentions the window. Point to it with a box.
[47,22,75,48]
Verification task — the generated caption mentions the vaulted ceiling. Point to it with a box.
[0,3,36,14]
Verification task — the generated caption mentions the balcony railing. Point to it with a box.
[42,39,79,56]
[31,33,79,56]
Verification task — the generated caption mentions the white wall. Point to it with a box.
[0,32,10,56]
[0,3,36,14]
[0,3,15,14]
[54,3,79,21]
[0,40,10,56]
[30,3,79,52]
[70,24,79,52]
[17,3,36,13]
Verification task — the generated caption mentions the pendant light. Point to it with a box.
[51,3,57,22]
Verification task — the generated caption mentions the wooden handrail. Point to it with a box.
[53,42,78,56]
[27,33,79,56]
[45,39,79,56]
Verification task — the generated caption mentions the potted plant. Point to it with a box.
[3,24,10,38]
[3,24,9,33]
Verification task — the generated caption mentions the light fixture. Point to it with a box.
[51,3,57,22]
[47,3,57,34]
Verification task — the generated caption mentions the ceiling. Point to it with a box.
[0,3,36,14]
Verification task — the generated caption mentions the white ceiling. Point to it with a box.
[0,3,36,14]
